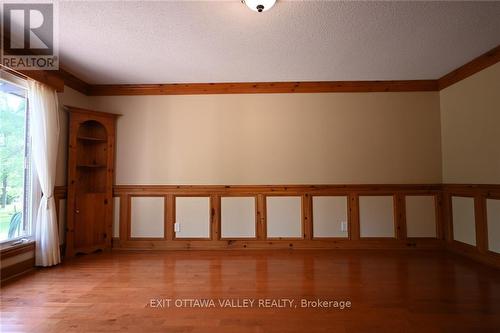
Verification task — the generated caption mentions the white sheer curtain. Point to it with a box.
[28,80,61,267]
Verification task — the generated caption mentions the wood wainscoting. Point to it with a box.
[55,184,444,251]
[442,184,500,268]
[0,241,35,284]
[53,183,500,268]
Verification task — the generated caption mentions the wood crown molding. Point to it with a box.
[57,67,90,95]
[4,45,498,96]
[438,45,500,90]
[0,65,91,94]
[87,80,438,96]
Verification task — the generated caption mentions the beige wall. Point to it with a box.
[440,62,500,184]
[56,62,500,187]
[87,92,441,185]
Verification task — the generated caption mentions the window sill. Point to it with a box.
[0,239,35,257]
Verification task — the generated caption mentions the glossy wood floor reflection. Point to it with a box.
[1,250,500,333]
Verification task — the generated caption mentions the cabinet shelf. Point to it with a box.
[77,136,107,142]
[77,164,107,169]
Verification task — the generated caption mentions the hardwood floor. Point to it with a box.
[1,250,500,333]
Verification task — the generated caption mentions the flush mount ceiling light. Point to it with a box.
[242,0,276,13]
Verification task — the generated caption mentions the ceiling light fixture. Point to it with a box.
[242,0,276,13]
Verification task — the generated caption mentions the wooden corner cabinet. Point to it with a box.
[65,106,120,257]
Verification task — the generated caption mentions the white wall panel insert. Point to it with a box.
[359,196,395,238]
[405,196,436,238]
[487,199,500,254]
[113,197,120,238]
[452,196,476,246]
[266,196,302,238]
[175,197,211,238]
[131,197,165,238]
[312,196,348,238]
[221,197,256,238]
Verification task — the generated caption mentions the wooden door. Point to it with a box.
[73,193,107,252]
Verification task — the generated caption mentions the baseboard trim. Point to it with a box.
[112,238,443,251]
[0,241,36,285]
[1,266,35,286]
[1,258,36,285]
[446,241,500,269]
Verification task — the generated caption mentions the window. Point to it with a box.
[0,77,32,243]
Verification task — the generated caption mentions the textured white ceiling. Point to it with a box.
[57,1,500,84]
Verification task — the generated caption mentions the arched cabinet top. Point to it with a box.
[64,105,122,119]
[77,120,108,142]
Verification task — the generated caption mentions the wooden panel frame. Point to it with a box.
[56,183,445,248]
[257,194,266,240]
[51,184,454,250]
[303,193,313,240]
[219,195,259,241]
[348,194,360,241]
[395,193,407,240]
[110,184,444,249]
[113,184,442,195]
[310,193,350,241]
[69,182,447,250]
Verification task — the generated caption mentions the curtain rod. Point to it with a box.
[0,65,30,91]
[0,64,62,92]
[0,64,31,81]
